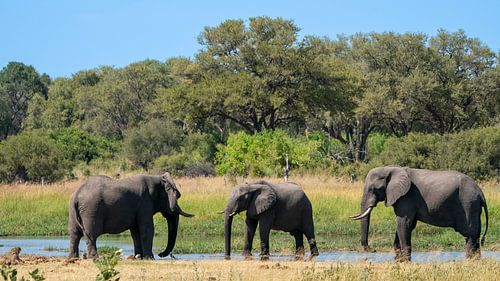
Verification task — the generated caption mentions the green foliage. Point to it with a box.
[0,62,50,139]
[94,250,121,281]
[374,127,500,179]
[366,133,389,160]
[157,17,358,134]
[152,132,217,176]
[216,130,325,177]
[123,120,184,169]
[0,132,71,183]
[48,127,118,164]
[1,265,45,281]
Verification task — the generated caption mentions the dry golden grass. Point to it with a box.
[10,257,500,281]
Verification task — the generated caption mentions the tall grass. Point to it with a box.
[0,176,498,253]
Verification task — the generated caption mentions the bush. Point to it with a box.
[373,127,500,179]
[48,127,118,164]
[0,132,71,183]
[151,133,217,177]
[152,153,215,177]
[123,120,184,169]
[215,130,325,177]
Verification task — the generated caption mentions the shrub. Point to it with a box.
[94,250,121,281]
[215,130,325,177]
[373,127,500,179]
[123,120,184,169]
[48,127,118,164]
[0,132,71,183]
[152,153,215,177]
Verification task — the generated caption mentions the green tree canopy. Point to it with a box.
[0,62,50,139]
[156,17,358,135]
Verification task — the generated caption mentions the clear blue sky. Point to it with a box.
[1,0,498,78]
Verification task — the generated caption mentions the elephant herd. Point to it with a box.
[68,166,489,262]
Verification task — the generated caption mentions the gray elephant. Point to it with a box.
[223,180,319,260]
[350,166,489,261]
[68,172,193,259]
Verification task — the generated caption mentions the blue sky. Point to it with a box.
[1,0,498,78]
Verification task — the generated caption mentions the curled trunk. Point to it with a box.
[159,213,179,257]
[224,214,233,259]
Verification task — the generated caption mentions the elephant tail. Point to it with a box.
[480,196,488,246]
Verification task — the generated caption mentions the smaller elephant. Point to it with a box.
[350,166,489,261]
[68,172,193,259]
[223,180,319,260]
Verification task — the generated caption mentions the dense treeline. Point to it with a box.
[0,17,498,182]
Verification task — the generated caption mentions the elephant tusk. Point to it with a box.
[217,210,225,214]
[228,211,237,217]
[349,207,373,220]
[174,205,194,217]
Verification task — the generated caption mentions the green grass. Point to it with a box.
[0,176,498,254]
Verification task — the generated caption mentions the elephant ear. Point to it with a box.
[385,167,411,207]
[254,184,277,215]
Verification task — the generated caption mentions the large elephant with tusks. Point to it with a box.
[350,166,488,261]
[68,172,193,259]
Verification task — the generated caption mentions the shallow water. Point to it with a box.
[1,237,499,263]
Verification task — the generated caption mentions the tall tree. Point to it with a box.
[159,17,356,135]
[0,62,49,139]
[78,60,172,137]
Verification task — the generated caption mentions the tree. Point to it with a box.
[158,17,356,135]
[79,60,172,137]
[0,62,50,139]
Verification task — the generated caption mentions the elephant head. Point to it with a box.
[224,182,277,259]
[349,166,410,251]
[157,172,194,257]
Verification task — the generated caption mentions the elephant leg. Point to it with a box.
[393,231,401,259]
[258,218,272,261]
[138,217,155,259]
[130,227,143,258]
[68,228,83,258]
[86,237,98,259]
[395,216,416,262]
[303,226,319,259]
[291,231,304,260]
[465,237,481,259]
[243,217,258,259]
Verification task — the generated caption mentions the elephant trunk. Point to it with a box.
[158,213,179,257]
[224,213,233,260]
[360,198,371,251]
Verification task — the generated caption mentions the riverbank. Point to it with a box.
[7,257,500,281]
[0,176,498,253]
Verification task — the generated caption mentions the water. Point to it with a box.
[1,237,499,263]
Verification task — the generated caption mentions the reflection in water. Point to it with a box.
[0,237,499,263]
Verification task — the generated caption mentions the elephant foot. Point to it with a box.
[363,246,376,253]
[395,248,411,262]
[260,254,270,261]
[224,255,231,260]
[294,247,305,261]
[466,249,481,260]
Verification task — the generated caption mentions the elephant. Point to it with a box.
[68,172,193,259]
[223,180,319,261]
[350,166,489,261]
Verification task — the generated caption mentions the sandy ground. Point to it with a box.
[3,254,500,281]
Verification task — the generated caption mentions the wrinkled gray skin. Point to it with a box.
[351,166,488,262]
[224,180,319,261]
[68,172,193,259]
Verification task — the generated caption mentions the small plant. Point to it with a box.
[93,249,122,281]
[1,265,45,281]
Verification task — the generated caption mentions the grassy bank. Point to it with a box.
[10,258,500,281]
[0,176,498,254]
